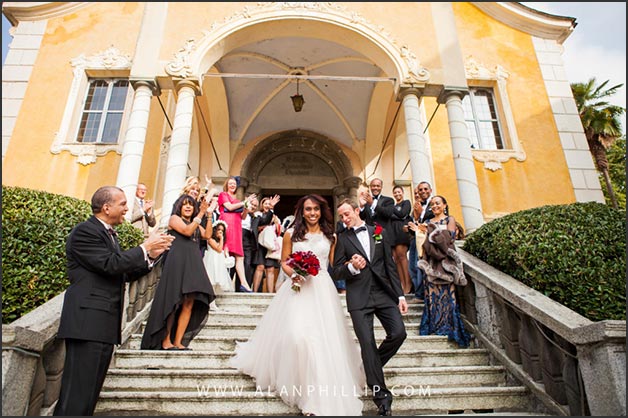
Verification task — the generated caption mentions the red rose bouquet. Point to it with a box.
[286,250,321,292]
[373,223,383,242]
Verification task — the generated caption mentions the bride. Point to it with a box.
[230,194,365,416]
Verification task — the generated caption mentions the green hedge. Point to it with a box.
[463,202,626,322]
[2,186,144,324]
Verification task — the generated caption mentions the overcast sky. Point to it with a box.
[2,3,626,129]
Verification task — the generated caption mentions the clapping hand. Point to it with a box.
[144,230,175,259]
[143,199,154,213]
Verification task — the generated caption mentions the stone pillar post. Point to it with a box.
[116,80,159,220]
[159,79,200,228]
[399,88,432,188]
[438,88,485,232]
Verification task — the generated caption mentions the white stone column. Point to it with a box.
[116,80,157,220]
[159,80,199,228]
[440,89,485,232]
[400,88,432,188]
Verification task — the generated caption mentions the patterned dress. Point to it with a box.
[418,217,470,347]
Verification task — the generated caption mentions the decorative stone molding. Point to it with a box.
[242,130,352,186]
[165,39,196,79]
[165,2,429,89]
[50,46,133,164]
[473,150,527,172]
[464,55,526,171]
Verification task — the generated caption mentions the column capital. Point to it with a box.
[130,79,161,96]
[173,78,201,95]
[397,86,424,102]
[437,87,469,104]
[343,175,363,189]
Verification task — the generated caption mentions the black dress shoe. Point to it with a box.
[377,404,392,416]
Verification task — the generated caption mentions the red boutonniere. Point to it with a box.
[373,223,383,242]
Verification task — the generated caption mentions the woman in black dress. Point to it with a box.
[391,184,413,294]
[141,194,217,350]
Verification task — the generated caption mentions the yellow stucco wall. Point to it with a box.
[2,3,145,201]
[2,2,578,223]
[453,3,576,215]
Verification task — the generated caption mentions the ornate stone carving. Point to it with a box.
[165,39,197,78]
[70,46,132,70]
[401,45,430,84]
[169,2,429,85]
[464,55,509,81]
[472,149,527,171]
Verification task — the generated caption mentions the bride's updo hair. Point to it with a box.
[291,194,335,243]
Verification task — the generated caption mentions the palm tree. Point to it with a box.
[571,78,625,209]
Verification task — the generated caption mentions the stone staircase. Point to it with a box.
[96,293,538,415]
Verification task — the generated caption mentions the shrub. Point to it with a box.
[462,202,626,322]
[2,185,144,324]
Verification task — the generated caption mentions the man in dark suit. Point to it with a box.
[409,181,435,300]
[53,186,173,416]
[333,198,408,416]
[359,178,395,232]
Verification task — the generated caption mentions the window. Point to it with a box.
[77,79,130,143]
[51,47,132,165]
[462,87,504,150]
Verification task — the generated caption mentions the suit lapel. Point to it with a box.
[347,228,369,261]
[368,224,376,262]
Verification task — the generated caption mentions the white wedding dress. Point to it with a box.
[230,231,365,416]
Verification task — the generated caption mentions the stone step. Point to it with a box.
[94,386,531,416]
[212,292,422,309]
[137,321,426,340]
[124,333,458,352]
[201,309,422,324]
[103,365,509,392]
[112,348,490,370]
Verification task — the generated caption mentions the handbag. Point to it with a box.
[258,225,277,250]
[266,237,282,260]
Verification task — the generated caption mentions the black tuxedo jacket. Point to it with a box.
[57,216,150,345]
[332,224,403,311]
[360,194,395,232]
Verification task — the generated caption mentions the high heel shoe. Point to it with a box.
[239,285,252,293]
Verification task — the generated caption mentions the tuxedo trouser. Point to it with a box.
[350,297,406,405]
[242,229,256,287]
[53,338,114,416]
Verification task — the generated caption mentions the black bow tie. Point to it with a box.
[354,226,367,233]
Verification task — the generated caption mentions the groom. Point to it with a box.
[333,198,408,416]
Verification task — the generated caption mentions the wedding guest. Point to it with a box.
[231,194,365,416]
[251,195,281,293]
[54,186,173,416]
[217,176,256,292]
[241,196,260,288]
[130,182,156,238]
[409,195,470,348]
[408,181,434,300]
[141,194,217,350]
[359,178,395,232]
[390,185,412,294]
[203,220,234,310]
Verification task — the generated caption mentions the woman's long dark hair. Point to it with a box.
[171,194,200,220]
[291,194,335,243]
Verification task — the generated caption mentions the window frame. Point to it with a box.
[50,47,133,165]
[464,56,526,171]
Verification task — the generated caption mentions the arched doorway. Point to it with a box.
[241,130,359,221]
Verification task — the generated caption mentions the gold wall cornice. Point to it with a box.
[2,2,92,25]
[471,2,576,44]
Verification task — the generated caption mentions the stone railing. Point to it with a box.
[1,268,160,416]
[456,248,626,416]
